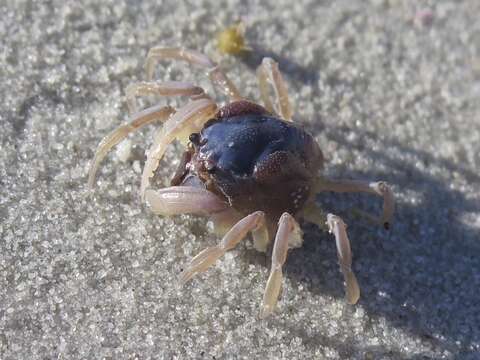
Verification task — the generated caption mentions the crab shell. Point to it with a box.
[171,100,324,225]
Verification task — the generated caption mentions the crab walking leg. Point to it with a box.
[326,214,361,305]
[144,186,228,216]
[261,213,302,318]
[256,58,293,121]
[252,220,270,253]
[145,47,242,99]
[209,208,243,235]
[256,65,275,114]
[316,178,395,229]
[179,211,266,284]
[87,105,175,188]
[125,81,207,114]
[140,98,217,197]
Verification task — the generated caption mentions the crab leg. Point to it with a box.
[145,47,242,100]
[140,98,217,197]
[256,58,293,121]
[209,208,270,252]
[256,64,274,114]
[125,81,208,114]
[326,214,361,305]
[179,211,266,284]
[261,213,303,318]
[316,178,394,229]
[87,105,175,188]
[144,186,228,216]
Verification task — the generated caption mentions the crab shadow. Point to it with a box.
[266,124,480,356]
[230,48,479,355]
[233,47,479,355]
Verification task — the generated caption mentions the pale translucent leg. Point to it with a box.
[261,213,303,318]
[252,220,270,253]
[209,208,270,252]
[209,208,243,236]
[315,178,395,229]
[145,47,242,99]
[87,105,175,188]
[140,98,218,197]
[256,57,293,121]
[256,64,274,114]
[326,214,361,305]
[144,186,228,216]
[125,81,207,114]
[179,211,266,284]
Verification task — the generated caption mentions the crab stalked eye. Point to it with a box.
[189,133,201,145]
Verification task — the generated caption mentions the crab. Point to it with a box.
[88,47,394,317]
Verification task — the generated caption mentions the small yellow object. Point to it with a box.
[217,23,249,55]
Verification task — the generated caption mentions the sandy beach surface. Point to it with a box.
[1,1,479,358]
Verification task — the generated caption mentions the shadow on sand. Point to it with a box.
[238,48,479,358]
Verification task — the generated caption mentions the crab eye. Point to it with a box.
[189,133,201,145]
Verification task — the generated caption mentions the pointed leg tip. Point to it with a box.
[87,170,96,188]
[345,275,361,305]
[86,176,97,195]
[259,305,274,319]
[345,279,360,305]
[178,271,193,286]
[347,293,360,305]
[140,187,148,203]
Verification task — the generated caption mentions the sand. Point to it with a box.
[1,1,479,359]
